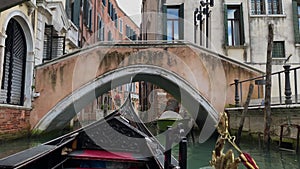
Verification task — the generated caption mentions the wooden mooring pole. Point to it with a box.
[236,84,254,146]
[264,23,274,149]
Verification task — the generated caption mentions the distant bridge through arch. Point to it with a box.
[31,42,262,137]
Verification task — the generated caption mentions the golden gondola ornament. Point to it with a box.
[210,112,259,169]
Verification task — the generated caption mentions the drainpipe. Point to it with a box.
[0,29,7,89]
[94,0,97,43]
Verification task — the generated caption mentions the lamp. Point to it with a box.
[199,0,214,48]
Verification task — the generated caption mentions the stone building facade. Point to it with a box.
[0,0,80,139]
[65,0,140,124]
[0,1,37,139]
[0,0,140,139]
[142,0,300,69]
[66,0,139,46]
[141,0,300,103]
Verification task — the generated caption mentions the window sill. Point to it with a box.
[250,14,286,18]
[0,104,31,110]
[224,45,247,49]
[272,58,286,65]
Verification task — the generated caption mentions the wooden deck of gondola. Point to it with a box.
[0,144,56,168]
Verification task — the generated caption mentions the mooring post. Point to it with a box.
[234,79,240,107]
[296,125,300,153]
[164,127,172,169]
[179,137,187,169]
[284,65,292,104]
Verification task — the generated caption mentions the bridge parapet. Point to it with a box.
[32,42,263,133]
[231,65,300,107]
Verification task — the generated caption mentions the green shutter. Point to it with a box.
[84,0,89,25]
[162,5,167,40]
[73,0,80,27]
[224,4,228,46]
[89,8,92,30]
[292,0,300,44]
[66,0,70,18]
[240,3,245,45]
[179,3,184,40]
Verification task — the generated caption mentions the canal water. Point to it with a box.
[0,133,299,169]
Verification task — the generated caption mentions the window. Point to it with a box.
[43,25,66,61]
[119,19,123,33]
[126,84,136,92]
[114,13,118,28]
[225,5,244,46]
[251,0,266,15]
[102,0,106,6]
[298,5,300,33]
[268,0,282,14]
[131,84,136,93]
[292,0,300,43]
[67,0,80,27]
[108,1,111,15]
[1,19,27,106]
[164,4,184,41]
[108,1,113,19]
[126,25,132,40]
[167,7,179,40]
[84,0,92,30]
[97,15,104,41]
[272,41,285,58]
[108,31,112,41]
[88,7,92,30]
[250,0,282,15]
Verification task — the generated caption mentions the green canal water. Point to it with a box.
[0,134,299,169]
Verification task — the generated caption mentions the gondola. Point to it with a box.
[0,95,187,169]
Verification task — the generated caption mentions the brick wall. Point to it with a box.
[0,106,31,141]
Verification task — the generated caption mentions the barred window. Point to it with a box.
[272,41,285,58]
[250,0,282,15]
[251,0,266,15]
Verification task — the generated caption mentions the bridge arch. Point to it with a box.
[34,65,219,141]
[32,42,262,139]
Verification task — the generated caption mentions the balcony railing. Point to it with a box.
[231,65,300,107]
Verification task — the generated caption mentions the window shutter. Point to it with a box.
[115,13,118,27]
[239,3,245,45]
[102,23,105,41]
[84,0,89,25]
[66,0,70,18]
[292,0,300,44]
[224,4,228,46]
[179,3,184,40]
[72,0,80,27]
[162,5,167,40]
[108,1,111,15]
[89,8,92,30]
[278,0,283,14]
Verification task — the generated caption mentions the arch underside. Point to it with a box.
[35,65,219,141]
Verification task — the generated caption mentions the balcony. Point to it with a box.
[66,21,79,47]
[0,0,35,12]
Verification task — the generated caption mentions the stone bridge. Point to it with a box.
[31,42,262,137]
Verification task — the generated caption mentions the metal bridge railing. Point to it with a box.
[230,65,300,107]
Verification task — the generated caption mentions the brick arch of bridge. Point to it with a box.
[31,43,262,133]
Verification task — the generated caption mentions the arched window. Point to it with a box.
[0,18,27,106]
